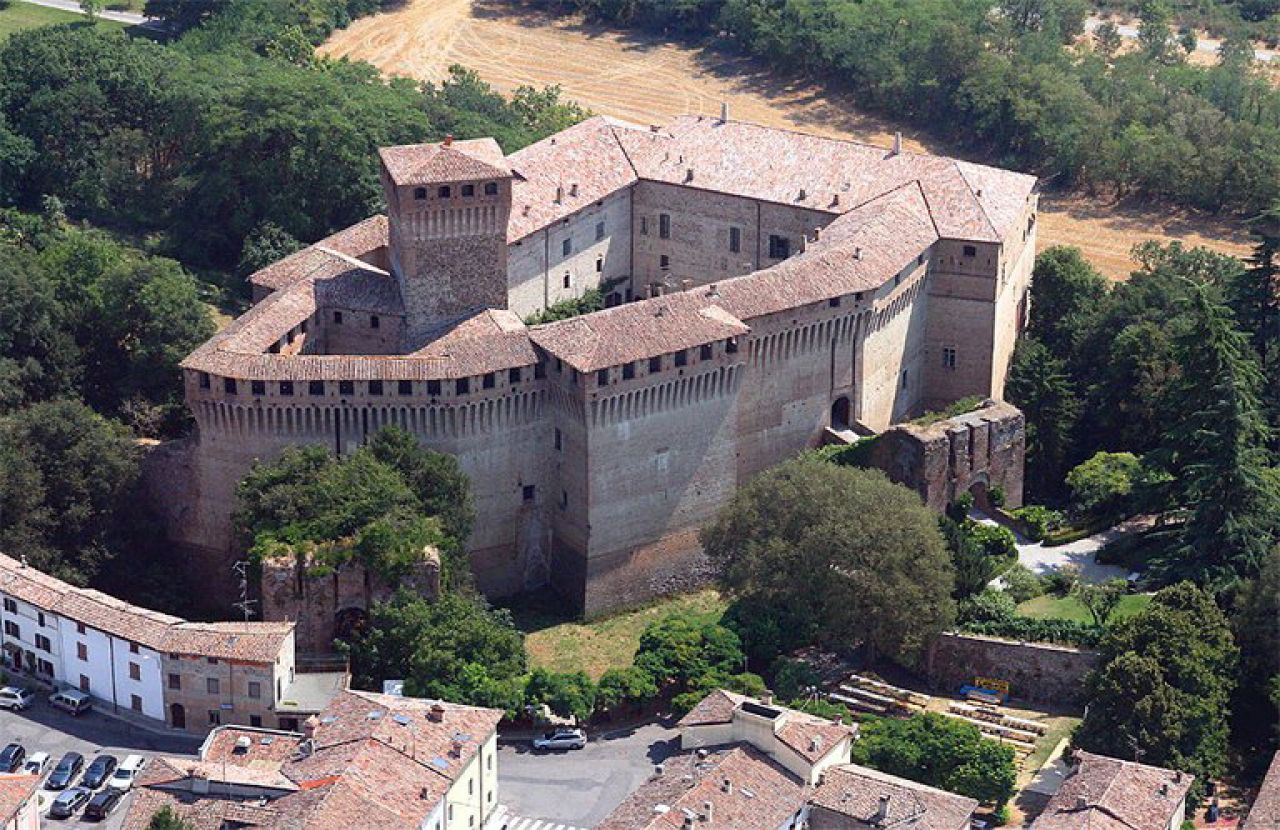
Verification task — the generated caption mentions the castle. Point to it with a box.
[176,114,1037,617]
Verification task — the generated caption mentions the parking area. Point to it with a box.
[0,692,199,827]
[495,721,680,829]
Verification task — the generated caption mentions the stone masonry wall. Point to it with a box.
[924,631,1098,705]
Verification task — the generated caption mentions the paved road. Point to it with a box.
[496,721,680,828]
[0,695,199,828]
[12,0,152,27]
[1084,15,1277,63]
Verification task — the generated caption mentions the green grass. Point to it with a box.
[0,1,125,40]
[522,590,728,680]
[1017,592,1152,624]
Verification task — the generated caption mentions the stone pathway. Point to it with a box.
[976,515,1135,583]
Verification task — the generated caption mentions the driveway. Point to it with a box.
[976,515,1131,583]
[496,721,680,828]
[0,695,199,828]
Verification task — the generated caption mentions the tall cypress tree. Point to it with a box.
[1162,283,1280,589]
[1228,204,1280,372]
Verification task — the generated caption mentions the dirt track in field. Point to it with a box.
[320,0,1255,280]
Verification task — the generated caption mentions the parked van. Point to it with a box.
[48,689,92,716]
[107,755,145,791]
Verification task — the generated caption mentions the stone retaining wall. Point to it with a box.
[923,631,1098,705]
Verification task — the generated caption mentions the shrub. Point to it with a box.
[947,492,976,522]
[524,669,597,723]
[769,657,820,701]
[1001,564,1045,604]
[786,697,854,723]
[988,485,1006,508]
[595,666,658,715]
[1066,451,1142,517]
[957,616,1101,647]
[1043,565,1080,597]
[957,588,1017,624]
[1011,505,1066,541]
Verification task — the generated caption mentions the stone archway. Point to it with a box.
[831,396,851,430]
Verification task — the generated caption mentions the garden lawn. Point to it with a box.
[523,590,728,680]
[1017,592,1152,624]
[0,1,124,40]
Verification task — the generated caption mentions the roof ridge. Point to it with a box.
[950,160,999,240]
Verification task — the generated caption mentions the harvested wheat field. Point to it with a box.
[321,0,1254,279]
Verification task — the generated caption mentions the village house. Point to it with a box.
[1031,751,1193,830]
[1242,752,1280,830]
[0,775,39,830]
[807,764,978,830]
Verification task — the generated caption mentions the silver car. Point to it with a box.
[0,687,33,711]
[532,728,587,751]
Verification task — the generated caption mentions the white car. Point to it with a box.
[0,687,33,711]
[107,754,145,791]
[22,752,49,778]
[532,728,587,751]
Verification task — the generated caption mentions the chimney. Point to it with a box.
[853,246,863,260]
[428,703,446,723]
[680,279,693,292]
[682,816,694,830]
[697,749,709,760]
[654,764,666,777]
[569,182,579,198]
[813,227,821,241]
[443,134,454,147]
[809,736,823,753]
[892,132,902,155]
[650,124,660,132]
[875,795,890,824]
[302,715,319,739]
[976,187,984,197]
[721,778,732,794]
[1160,783,1169,796]
[798,188,807,201]
[719,101,729,123]
[1075,796,1088,810]
[703,800,714,822]
[831,194,840,207]
[686,168,695,183]
[760,692,773,705]
[554,185,564,204]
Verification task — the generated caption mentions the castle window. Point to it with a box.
[917,253,926,266]
[700,344,713,360]
[554,359,562,373]
[339,380,354,396]
[414,187,427,200]
[251,380,266,396]
[640,217,648,236]
[569,369,578,385]
[829,297,841,308]
[309,380,325,396]
[300,320,307,334]
[942,347,957,370]
[659,213,670,239]
[456,378,470,395]
[597,368,609,387]
[370,315,380,329]
[484,182,498,196]
[438,185,452,199]
[963,245,977,258]
[483,372,495,389]
[901,369,909,389]
[280,380,293,396]
[595,221,605,241]
[729,226,741,253]
[674,350,688,367]
[398,380,413,396]
[649,356,661,373]
[368,380,383,395]
[427,380,441,396]
[622,362,635,380]
[855,292,863,302]
[224,377,237,395]
[560,490,568,509]
[461,184,475,197]
[334,311,344,325]
[554,428,561,450]
[660,255,670,270]
[535,362,546,379]
[248,681,261,699]
[510,367,522,383]
[563,273,571,289]
[596,257,603,273]
[726,338,739,354]
[522,485,535,502]
[199,372,210,389]
[562,238,572,257]
[768,235,790,259]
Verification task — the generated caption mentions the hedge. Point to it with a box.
[957,617,1101,648]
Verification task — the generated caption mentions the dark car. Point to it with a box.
[83,787,123,820]
[0,743,24,773]
[81,755,118,790]
[48,787,90,819]
[47,751,84,790]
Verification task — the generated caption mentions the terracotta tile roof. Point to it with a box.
[530,291,748,373]
[122,788,264,830]
[1243,752,1280,830]
[406,309,540,378]
[677,690,856,768]
[598,745,809,830]
[202,727,305,766]
[810,764,977,830]
[379,138,510,185]
[677,689,743,727]
[1032,751,1193,830]
[248,216,390,293]
[0,552,293,664]
[507,116,640,242]
[0,774,38,823]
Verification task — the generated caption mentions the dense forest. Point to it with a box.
[523,0,1280,216]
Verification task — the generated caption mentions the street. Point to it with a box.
[495,721,680,829]
[0,695,198,828]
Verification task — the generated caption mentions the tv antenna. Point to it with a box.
[232,560,257,622]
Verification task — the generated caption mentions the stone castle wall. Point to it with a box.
[924,631,1098,705]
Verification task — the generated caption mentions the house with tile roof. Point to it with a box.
[0,775,39,830]
[1030,751,1193,830]
[0,552,342,736]
[122,689,502,830]
[808,764,977,830]
[1241,751,1280,830]
[171,114,1036,617]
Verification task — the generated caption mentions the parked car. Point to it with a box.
[0,743,24,773]
[48,689,92,715]
[0,686,34,711]
[48,787,90,819]
[81,755,118,789]
[532,727,587,751]
[107,754,145,790]
[22,751,49,778]
[47,751,84,790]
[83,787,123,820]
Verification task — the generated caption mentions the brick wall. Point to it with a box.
[923,632,1098,705]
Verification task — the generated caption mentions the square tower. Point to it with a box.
[379,137,513,341]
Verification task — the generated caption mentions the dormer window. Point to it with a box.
[461,184,475,197]
[484,182,498,196]
[413,187,427,200]
[438,185,452,199]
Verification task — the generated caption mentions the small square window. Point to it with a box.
[198,372,210,389]
[700,344,713,360]
[438,185,452,198]
[461,184,475,197]
[483,372,495,389]
[208,710,221,726]
[131,695,142,712]
[596,257,603,273]
[130,641,139,654]
[339,380,354,396]
[168,673,181,690]
[369,380,383,395]
[649,356,661,373]
[484,182,498,196]
[597,368,609,386]
[250,715,263,728]
[595,221,605,241]
[3,598,14,613]
[769,235,790,259]
[963,245,977,257]
[77,623,86,635]
[129,662,140,681]
[207,656,219,665]
[251,380,265,396]
[535,362,546,379]
[248,681,262,699]
[727,338,739,354]
[37,612,44,627]
[456,378,470,395]
[77,643,87,661]
[334,311,344,325]
[370,315,380,329]
[509,367,522,384]
[522,485,535,503]
[399,380,413,396]
[640,216,648,236]
[207,678,220,694]
[622,362,635,380]
[280,381,294,396]
[829,297,841,308]
[660,255,670,270]
[224,377,238,395]
[427,380,441,396]
[942,347,957,369]
[79,675,90,693]
[309,380,325,396]
[674,350,688,367]
[413,187,427,200]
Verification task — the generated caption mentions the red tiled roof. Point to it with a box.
[379,138,510,185]
[249,216,390,293]
[810,764,977,830]
[1243,752,1280,830]
[1032,751,1193,830]
[0,774,38,823]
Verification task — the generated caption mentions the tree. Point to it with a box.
[237,220,302,279]
[943,518,1017,599]
[1137,0,1175,60]
[525,669,597,723]
[1231,549,1280,760]
[146,806,193,830]
[80,0,105,21]
[852,713,1017,808]
[595,666,658,715]
[702,458,954,664]
[365,426,475,551]
[633,614,746,692]
[1075,583,1237,798]
[1005,338,1081,499]
[1071,578,1127,627]
[1065,451,1142,517]
[1027,246,1109,359]
[1228,204,1280,375]
[1093,21,1123,58]
[0,245,79,413]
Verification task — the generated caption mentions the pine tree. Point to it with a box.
[1228,204,1280,373]
[1005,338,1081,499]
